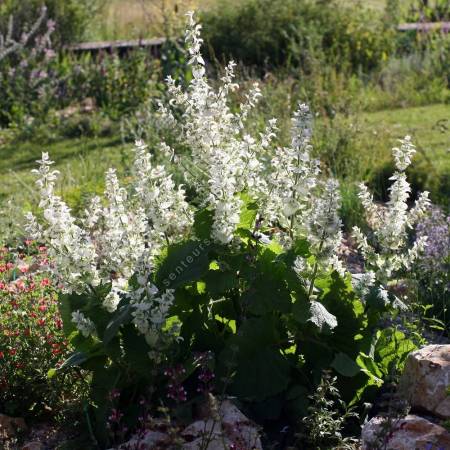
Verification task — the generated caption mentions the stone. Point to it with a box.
[400,344,450,418]
[182,419,222,439]
[182,437,234,450]
[111,430,169,449]
[0,414,27,438]
[21,442,44,450]
[181,400,262,450]
[361,414,450,450]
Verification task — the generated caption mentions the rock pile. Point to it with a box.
[362,344,450,450]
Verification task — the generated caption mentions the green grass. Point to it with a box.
[358,103,450,203]
[0,134,132,212]
[2,103,448,207]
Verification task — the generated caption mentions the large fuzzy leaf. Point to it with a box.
[232,347,290,401]
[309,300,338,331]
[155,239,211,289]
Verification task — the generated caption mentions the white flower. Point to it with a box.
[103,290,121,313]
[29,153,99,293]
[351,271,376,299]
[132,139,193,244]
[352,136,428,291]
[392,135,415,172]
[306,179,343,269]
[71,310,96,338]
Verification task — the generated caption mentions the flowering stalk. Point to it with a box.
[352,136,430,302]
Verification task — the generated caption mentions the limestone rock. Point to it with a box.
[362,414,450,450]
[111,430,169,449]
[21,442,44,450]
[0,414,27,439]
[181,400,262,450]
[400,344,450,418]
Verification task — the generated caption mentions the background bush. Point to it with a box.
[0,0,101,46]
[201,0,395,74]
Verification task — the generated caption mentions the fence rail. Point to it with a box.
[397,22,450,32]
[65,37,167,56]
[64,22,450,56]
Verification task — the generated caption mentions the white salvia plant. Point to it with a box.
[352,136,430,301]
[158,12,337,265]
[27,12,430,356]
[27,145,184,352]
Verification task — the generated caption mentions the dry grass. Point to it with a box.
[91,0,222,40]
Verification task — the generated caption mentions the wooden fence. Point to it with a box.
[64,22,449,57]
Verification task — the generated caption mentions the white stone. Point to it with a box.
[400,344,450,418]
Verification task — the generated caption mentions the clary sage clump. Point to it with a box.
[25,12,430,443]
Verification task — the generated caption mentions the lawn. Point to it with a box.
[359,103,450,202]
[0,134,130,212]
[1,103,447,217]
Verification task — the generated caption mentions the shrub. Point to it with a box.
[25,14,426,447]
[0,241,79,418]
[0,7,58,126]
[414,207,450,332]
[201,0,394,74]
[0,0,100,46]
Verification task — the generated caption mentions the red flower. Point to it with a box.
[0,351,4,359]
[9,349,16,356]
[37,319,46,327]
[40,278,51,287]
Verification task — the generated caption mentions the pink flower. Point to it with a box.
[18,265,29,273]
[40,278,51,287]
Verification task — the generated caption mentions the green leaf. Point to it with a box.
[204,269,239,296]
[357,353,383,384]
[232,348,290,401]
[331,352,361,377]
[309,300,338,331]
[122,325,154,377]
[193,208,214,240]
[155,239,211,289]
[59,293,86,337]
[237,192,258,232]
[103,304,132,345]
[243,273,292,314]
[60,351,88,369]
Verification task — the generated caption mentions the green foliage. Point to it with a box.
[296,370,358,449]
[52,193,420,445]
[0,46,162,127]
[0,243,83,418]
[201,0,394,74]
[0,0,101,45]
